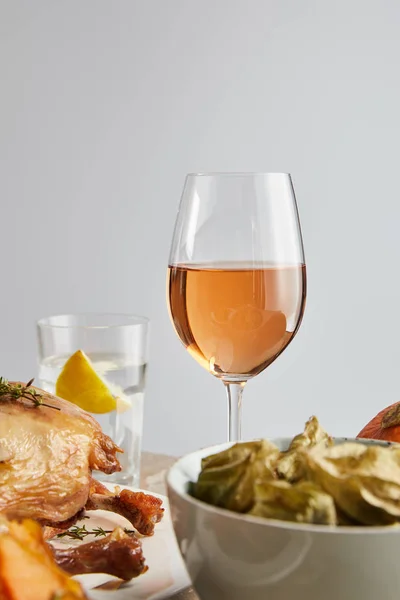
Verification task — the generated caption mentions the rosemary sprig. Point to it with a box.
[57,524,136,541]
[0,377,60,411]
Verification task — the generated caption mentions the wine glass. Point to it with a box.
[167,173,306,442]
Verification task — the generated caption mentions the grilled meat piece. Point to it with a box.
[85,479,164,536]
[53,527,147,580]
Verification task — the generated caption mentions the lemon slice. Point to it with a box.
[55,350,117,414]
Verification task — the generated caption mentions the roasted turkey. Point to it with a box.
[0,380,164,583]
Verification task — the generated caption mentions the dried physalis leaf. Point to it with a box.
[251,439,281,480]
[277,416,333,482]
[306,442,400,525]
[192,440,280,513]
[200,441,260,471]
[250,480,337,525]
[192,443,257,512]
[381,404,400,430]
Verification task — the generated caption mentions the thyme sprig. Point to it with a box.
[0,377,60,410]
[57,524,135,541]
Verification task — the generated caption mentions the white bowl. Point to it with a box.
[166,437,400,600]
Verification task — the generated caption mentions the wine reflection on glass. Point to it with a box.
[167,173,306,442]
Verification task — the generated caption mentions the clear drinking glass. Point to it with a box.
[167,173,306,442]
[36,313,149,487]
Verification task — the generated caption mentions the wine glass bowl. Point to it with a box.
[167,173,306,440]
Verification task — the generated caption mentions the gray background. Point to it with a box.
[1,0,399,456]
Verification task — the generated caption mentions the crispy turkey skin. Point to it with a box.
[0,383,122,524]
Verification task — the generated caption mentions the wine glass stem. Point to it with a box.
[224,382,245,442]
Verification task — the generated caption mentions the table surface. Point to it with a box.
[140,451,198,600]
